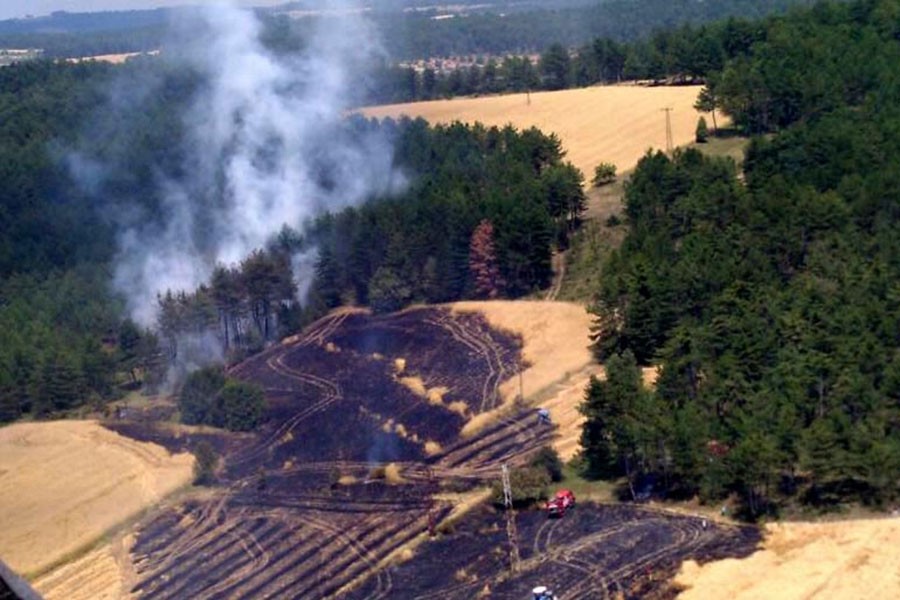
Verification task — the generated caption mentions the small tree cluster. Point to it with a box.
[158,248,298,363]
[178,366,266,431]
[531,446,564,482]
[469,219,506,299]
[490,466,551,508]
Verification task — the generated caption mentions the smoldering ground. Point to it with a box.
[68,1,404,329]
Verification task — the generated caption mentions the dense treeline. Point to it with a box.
[1,0,813,62]
[367,12,777,103]
[0,28,164,59]
[164,118,586,350]
[584,0,900,515]
[0,60,117,275]
[306,118,584,312]
[0,54,586,423]
[322,0,814,61]
[0,60,128,421]
[0,267,125,420]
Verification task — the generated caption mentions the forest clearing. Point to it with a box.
[0,421,193,579]
[360,84,725,179]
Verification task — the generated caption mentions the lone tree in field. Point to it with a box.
[469,219,505,298]
[193,441,218,485]
[592,162,617,187]
[696,116,710,143]
[694,86,718,134]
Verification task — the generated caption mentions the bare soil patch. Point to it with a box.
[0,420,193,578]
[676,517,900,599]
[361,85,728,180]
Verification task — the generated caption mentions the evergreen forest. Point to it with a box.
[584,0,900,514]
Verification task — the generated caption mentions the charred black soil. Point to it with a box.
[103,307,759,599]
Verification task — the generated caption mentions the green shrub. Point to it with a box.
[178,366,266,431]
[179,366,226,426]
[490,466,551,508]
[592,162,617,187]
[531,446,564,482]
[218,381,266,432]
[193,441,218,485]
[695,116,709,143]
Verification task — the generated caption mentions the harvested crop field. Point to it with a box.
[0,420,193,578]
[80,306,757,599]
[33,542,129,600]
[360,85,725,178]
[450,300,600,459]
[676,517,900,599]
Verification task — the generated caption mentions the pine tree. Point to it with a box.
[695,116,709,143]
[469,219,505,299]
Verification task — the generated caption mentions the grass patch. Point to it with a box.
[690,130,750,166]
[558,219,624,302]
[557,463,618,503]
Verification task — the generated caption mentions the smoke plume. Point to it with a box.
[82,3,402,326]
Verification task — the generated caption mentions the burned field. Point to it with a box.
[346,504,760,600]
[108,307,759,598]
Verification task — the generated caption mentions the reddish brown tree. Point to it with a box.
[469,219,505,298]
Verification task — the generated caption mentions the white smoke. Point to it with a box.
[102,2,402,326]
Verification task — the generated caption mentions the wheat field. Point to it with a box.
[0,421,193,578]
[361,84,722,179]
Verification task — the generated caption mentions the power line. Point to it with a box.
[501,463,521,572]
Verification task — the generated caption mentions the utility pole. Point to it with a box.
[501,463,521,572]
[662,107,674,155]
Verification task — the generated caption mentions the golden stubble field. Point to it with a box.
[361,85,723,179]
[450,300,598,459]
[0,420,193,582]
[676,517,900,599]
